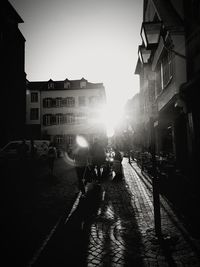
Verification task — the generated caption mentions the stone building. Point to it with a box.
[26,77,107,150]
[135,0,188,175]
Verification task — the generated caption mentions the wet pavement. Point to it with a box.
[32,158,200,267]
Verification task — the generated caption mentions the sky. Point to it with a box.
[10,0,143,131]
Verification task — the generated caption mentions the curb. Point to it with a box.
[130,161,200,259]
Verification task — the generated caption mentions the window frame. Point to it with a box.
[43,114,52,126]
[30,108,39,120]
[30,92,38,103]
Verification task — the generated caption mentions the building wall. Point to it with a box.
[1,1,26,146]
[26,89,41,125]
[26,79,107,148]
[41,88,106,136]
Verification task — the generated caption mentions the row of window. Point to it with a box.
[53,135,74,145]
[42,96,99,108]
[30,92,101,108]
[47,81,87,90]
[43,113,87,126]
[43,97,75,108]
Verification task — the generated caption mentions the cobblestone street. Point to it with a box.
[33,158,200,267]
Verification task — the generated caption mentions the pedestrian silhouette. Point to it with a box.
[47,142,57,175]
[90,138,105,183]
[74,142,90,197]
[112,146,123,181]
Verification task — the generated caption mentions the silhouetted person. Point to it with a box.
[74,144,90,197]
[112,147,123,181]
[90,138,105,183]
[47,142,57,175]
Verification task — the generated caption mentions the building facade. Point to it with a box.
[135,0,188,175]
[26,78,107,150]
[180,0,200,183]
[1,0,26,146]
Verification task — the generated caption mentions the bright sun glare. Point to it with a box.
[99,103,124,138]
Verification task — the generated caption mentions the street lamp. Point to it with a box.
[141,21,162,49]
[141,21,186,59]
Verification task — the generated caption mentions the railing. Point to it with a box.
[130,150,176,179]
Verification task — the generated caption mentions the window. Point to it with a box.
[78,96,86,106]
[161,51,173,89]
[66,135,74,145]
[55,135,64,144]
[51,115,56,125]
[55,113,63,124]
[55,97,62,107]
[64,81,70,89]
[62,98,67,107]
[43,98,52,108]
[155,64,162,97]
[43,114,51,126]
[30,108,39,120]
[31,92,38,102]
[76,112,86,124]
[51,97,62,107]
[80,81,86,88]
[66,97,75,107]
[66,113,75,124]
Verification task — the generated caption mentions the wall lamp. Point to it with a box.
[141,21,162,49]
[138,45,152,64]
[141,21,186,59]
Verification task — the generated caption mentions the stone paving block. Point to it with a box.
[63,159,200,267]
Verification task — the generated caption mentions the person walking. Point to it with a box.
[47,142,57,175]
[74,143,90,197]
[112,146,123,181]
[90,138,105,183]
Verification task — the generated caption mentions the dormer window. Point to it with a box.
[64,81,70,89]
[48,82,54,89]
[80,78,87,88]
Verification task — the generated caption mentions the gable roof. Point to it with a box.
[2,0,24,23]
